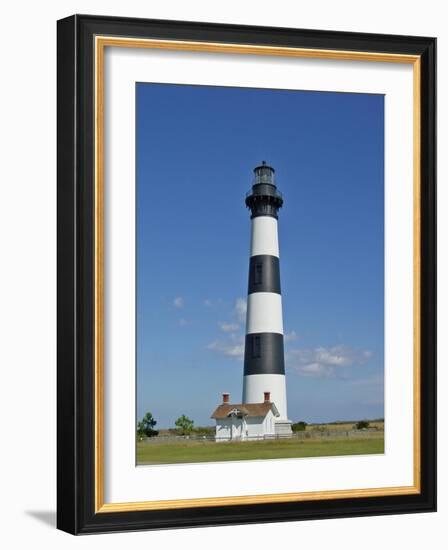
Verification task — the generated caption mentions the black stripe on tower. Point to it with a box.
[244,333,285,375]
[248,255,281,295]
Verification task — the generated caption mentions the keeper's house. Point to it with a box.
[211,392,280,441]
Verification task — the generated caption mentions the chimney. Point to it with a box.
[222,393,230,404]
[264,391,270,403]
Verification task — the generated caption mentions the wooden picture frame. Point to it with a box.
[57,14,436,534]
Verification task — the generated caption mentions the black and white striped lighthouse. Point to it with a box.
[242,162,292,436]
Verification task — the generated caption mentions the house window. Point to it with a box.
[254,263,263,285]
[252,335,261,358]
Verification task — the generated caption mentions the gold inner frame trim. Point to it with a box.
[94,35,421,513]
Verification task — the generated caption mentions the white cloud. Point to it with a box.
[203,298,226,308]
[208,335,245,359]
[173,296,184,309]
[287,345,373,378]
[235,298,247,322]
[219,322,240,333]
[178,318,189,327]
[350,374,383,387]
[284,330,298,342]
[298,362,334,378]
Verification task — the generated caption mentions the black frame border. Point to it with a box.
[57,14,436,534]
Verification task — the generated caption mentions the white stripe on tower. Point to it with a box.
[246,293,283,334]
[250,216,279,257]
[242,162,291,433]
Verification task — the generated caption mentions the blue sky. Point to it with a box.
[136,83,384,428]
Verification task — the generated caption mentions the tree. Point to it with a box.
[137,411,159,439]
[174,414,194,435]
[291,421,308,432]
[354,420,370,430]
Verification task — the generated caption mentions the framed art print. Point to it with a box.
[57,15,436,534]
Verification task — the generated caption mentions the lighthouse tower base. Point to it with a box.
[242,375,292,438]
[275,420,293,437]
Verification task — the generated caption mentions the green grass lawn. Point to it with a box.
[137,435,384,465]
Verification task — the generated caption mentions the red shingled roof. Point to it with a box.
[210,402,279,419]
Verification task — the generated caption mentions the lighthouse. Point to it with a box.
[242,162,292,436]
[210,162,292,441]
